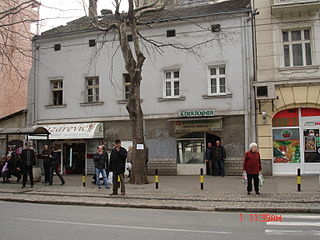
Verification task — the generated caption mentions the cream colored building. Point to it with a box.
[254,0,320,175]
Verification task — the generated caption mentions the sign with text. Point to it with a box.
[174,119,222,134]
[178,110,215,118]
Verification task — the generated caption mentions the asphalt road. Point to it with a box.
[0,201,319,240]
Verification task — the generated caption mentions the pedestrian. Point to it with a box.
[109,139,127,195]
[204,142,214,176]
[40,145,52,185]
[127,146,133,179]
[243,143,262,195]
[1,155,9,183]
[49,147,65,186]
[213,140,226,177]
[7,150,21,183]
[20,142,36,188]
[93,145,109,189]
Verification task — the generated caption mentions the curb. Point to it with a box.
[1,197,320,214]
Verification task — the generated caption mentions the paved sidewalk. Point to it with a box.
[0,175,319,213]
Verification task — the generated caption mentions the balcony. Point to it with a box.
[272,0,320,17]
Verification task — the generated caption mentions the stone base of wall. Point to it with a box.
[224,158,243,176]
[147,158,177,175]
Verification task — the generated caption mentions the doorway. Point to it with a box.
[63,143,86,174]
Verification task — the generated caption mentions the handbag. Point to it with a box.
[259,173,264,187]
[242,171,248,186]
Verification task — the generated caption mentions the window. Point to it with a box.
[167,29,176,38]
[282,29,312,67]
[164,70,180,97]
[89,39,96,47]
[54,44,61,51]
[50,80,63,105]
[123,73,131,100]
[209,66,226,95]
[85,77,99,102]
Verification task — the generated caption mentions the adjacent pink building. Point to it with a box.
[0,0,40,118]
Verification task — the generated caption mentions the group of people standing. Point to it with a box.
[93,139,128,195]
[204,140,226,177]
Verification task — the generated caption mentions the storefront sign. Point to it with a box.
[304,121,320,127]
[174,119,222,134]
[178,110,215,118]
[29,123,104,140]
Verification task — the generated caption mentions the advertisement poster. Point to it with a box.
[304,129,320,163]
[273,128,300,163]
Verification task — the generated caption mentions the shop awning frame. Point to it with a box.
[0,126,50,151]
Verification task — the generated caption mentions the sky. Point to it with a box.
[38,0,129,32]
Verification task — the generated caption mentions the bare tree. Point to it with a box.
[87,0,228,184]
[89,0,171,184]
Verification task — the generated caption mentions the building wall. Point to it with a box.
[29,8,253,175]
[0,0,39,118]
[254,0,320,175]
[32,16,250,123]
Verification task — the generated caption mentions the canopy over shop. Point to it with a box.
[0,126,50,150]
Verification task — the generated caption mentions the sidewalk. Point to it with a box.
[0,175,319,213]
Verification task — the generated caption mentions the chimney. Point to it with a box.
[89,0,98,18]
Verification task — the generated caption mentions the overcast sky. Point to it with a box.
[39,0,129,32]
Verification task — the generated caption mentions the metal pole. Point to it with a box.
[297,168,301,192]
[155,169,159,189]
[82,169,86,187]
[200,168,204,190]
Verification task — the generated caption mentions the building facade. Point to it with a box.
[28,0,254,175]
[254,0,320,175]
[0,0,40,118]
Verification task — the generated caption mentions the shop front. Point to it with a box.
[272,108,320,175]
[169,109,245,175]
[30,122,103,174]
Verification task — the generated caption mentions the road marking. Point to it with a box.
[265,230,320,236]
[16,217,231,235]
[281,215,320,220]
[267,222,320,227]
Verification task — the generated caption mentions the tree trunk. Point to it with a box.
[127,72,149,184]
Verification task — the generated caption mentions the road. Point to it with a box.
[0,201,319,240]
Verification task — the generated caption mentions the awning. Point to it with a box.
[28,123,103,140]
[0,126,49,135]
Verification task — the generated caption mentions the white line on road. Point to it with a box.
[281,215,320,220]
[16,217,232,235]
[267,222,320,227]
[265,230,320,236]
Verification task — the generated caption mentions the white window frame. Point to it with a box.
[208,66,226,96]
[164,70,180,98]
[123,73,131,100]
[282,28,313,67]
[85,76,99,103]
[50,79,63,105]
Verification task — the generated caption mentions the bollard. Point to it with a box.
[155,169,159,189]
[117,175,120,188]
[297,168,301,192]
[200,168,204,190]
[82,170,86,187]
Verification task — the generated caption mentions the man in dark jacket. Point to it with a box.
[20,143,36,188]
[213,140,226,177]
[109,139,127,195]
[93,145,109,189]
[204,142,214,176]
[49,147,65,186]
[40,145,52,185]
